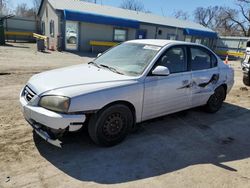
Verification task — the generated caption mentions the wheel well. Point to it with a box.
[100,101,136,127]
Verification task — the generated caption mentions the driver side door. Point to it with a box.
[142,45,192,121]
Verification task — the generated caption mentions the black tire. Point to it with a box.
[69,37,76,44]
[205,86,226,113]
[243,71,250,86]
[88,104,133,146]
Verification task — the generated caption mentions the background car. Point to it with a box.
[20,40,234,147]
[66,30,77,44]
[242,45,250,86]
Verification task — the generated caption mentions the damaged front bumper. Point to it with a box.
[20,95,86,148]
[26,119,63,147]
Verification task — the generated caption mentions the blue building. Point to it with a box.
[38,0,217,52]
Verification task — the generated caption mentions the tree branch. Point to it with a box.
[225,10,247,36]
[237,3,250,22]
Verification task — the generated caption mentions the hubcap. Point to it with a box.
[103,113,125,139]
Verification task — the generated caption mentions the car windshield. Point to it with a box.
[94,43,161,76]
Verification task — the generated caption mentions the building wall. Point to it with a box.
[4,16,38,42]
[156,26,184,40]
[38,0,216,52]
[139,24,185,41]
[80,22,136,52]
[40,0,59,50]
[140,24,156,39]
[4,16,38,32]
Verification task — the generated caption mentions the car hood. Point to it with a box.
[27,64,135,95]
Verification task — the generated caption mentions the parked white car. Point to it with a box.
[66,30,77,44]
[20,40,234,147]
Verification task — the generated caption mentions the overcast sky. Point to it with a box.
[10,0,237,17]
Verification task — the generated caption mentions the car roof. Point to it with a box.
[126,39,200,47]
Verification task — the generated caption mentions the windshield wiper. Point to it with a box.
[88,61,100,68]
[100,64,124,75]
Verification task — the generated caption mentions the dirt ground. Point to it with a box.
[0,42,250,188]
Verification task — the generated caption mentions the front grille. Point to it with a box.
[24,86,36,102]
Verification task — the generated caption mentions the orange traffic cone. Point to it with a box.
[224,55,229,64]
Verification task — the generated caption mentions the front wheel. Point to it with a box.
[88,104,133,146]
[205,86,226,113]
[69,37,76,44]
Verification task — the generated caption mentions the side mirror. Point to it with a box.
[152,66,170,76]
[97,53,102,57]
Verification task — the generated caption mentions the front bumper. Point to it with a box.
[20,96,86,147]
[26,119,64,147]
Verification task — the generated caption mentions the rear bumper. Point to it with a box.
[227,79,234,94]
[226,68,234,94]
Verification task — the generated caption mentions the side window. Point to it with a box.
[50,20,54,37]
[190,47,216,71]
[167,34,178,40]
[158,46,187,73]
[41,21,45,35]
[114,29,127,42]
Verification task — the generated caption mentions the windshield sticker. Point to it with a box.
[143,45,161,51]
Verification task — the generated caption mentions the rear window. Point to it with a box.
[190,47,217,71]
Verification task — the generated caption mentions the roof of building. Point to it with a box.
[219,36,250,40]
[45,0,214,33]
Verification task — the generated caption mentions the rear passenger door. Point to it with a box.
[189,46,219,107]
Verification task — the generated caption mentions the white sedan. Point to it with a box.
[20,40,234,147]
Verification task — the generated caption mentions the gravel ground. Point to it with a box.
[0,42,250,188]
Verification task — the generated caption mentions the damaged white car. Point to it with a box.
[20,40,234,147]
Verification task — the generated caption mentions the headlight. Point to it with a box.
[39,96,70,113]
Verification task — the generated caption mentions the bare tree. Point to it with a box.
[33,0,41,12]
[238,0,250,3]
[193,6,242,36]
[120,0,144,12]
[0,0,11,15]
[0,0,2,15]
[15,3,36,17]
[194,6,222,28]
[173,10,189,20]
[216,10,241,36]
[224,0,250,36]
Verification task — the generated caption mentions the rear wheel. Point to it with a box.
[88,104,133,146]
[205,86,226,113]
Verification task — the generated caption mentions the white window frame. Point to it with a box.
[113,28,127,42]
[50,20,54,37]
